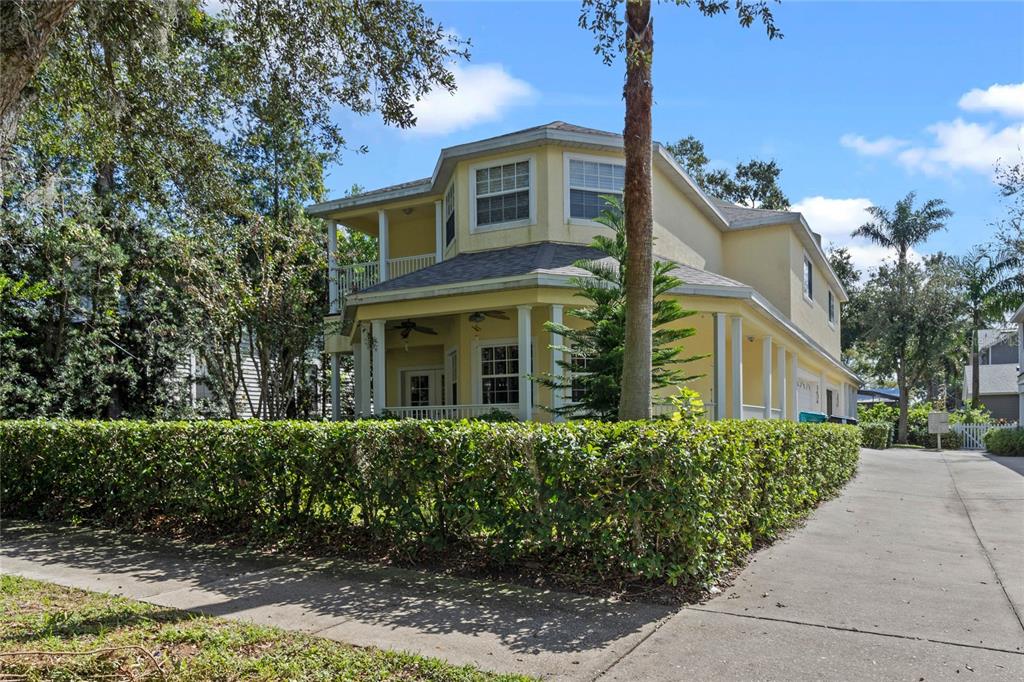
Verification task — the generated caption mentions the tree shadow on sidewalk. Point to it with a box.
[0,521,673,656]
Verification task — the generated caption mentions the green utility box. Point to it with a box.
[799,411,828,423]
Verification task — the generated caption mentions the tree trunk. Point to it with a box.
[618,0,654,421]
[970,325,981,409]
[896,359,909,444]
[0,0,78,164]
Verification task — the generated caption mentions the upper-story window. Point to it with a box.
[470,156,534,231]
[803,255,814,301]
[566,154,625,222]
[444,183,456,246]
[828,290,836,324]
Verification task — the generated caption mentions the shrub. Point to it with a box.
[0,419,859,588]
[858,422,892,449]
[858,402,898,426]
[473,409,518,422]
[984,427,1024,456]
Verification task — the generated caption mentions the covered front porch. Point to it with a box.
[330,289,855,423]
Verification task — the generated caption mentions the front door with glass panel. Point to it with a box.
[403,369,443,409]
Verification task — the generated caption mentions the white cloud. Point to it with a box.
[839,134,908,157]
[792,196,923,278]
[841,81,1024,179]
[958,82,1024,118]
[791,196,874,239]
[896,118,1024,177]
[409,63,535,136]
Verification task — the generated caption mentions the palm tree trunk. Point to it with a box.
[618,0,654,421]
[970,324,981,409]
[897,361,909,444]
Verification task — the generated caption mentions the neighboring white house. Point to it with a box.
[963,327,1021,421]
[1013,306,1024,425]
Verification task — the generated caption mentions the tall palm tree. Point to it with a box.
[957,245,1024,408]
[853,192,952,443]
[853,192,953,269]
[579,0,781,420]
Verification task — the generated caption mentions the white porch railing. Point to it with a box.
[385,403,519,420]
[952,422,1017,450]
[740,404,785,420]
[388,253,436,280]
[334,252,436,302]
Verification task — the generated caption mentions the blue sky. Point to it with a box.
[327,1,1024,276]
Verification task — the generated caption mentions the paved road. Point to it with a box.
[2,448,1022,680]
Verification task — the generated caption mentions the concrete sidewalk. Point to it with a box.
[2,448,1023,680]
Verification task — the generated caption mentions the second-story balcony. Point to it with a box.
[331,252,437,312]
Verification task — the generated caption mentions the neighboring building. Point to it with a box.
[1013,306,1024,425]
[309,122,859,422]
[963,328,1021,421]
[857,387,900,406]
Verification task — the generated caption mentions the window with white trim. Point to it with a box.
[474,160,530,228]
[480,344,519,404]
[803,256,814,301]
[568,157,624,220]
[828,290,836,323]
[569,353,590,403]
[444,183,456,246]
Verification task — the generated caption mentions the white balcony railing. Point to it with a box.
[385,403,519,420]
[388,253,436,280]
[333,252,436,310]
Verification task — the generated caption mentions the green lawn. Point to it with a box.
[0,575,532,681]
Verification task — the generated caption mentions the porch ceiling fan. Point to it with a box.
[389,319,438,338]
[468,310,509,323]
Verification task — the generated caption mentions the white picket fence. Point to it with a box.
[951,422,1017,450]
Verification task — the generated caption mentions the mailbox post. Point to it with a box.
[928,412,950,451]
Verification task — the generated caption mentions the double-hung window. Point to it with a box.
[472,158,532,230]
[803,256,814,301]
[480,344,519,404]
[569,353,591,403]
[567,155,625,221]
[444,183,456,246]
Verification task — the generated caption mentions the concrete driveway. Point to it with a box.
[2,448,1023,680]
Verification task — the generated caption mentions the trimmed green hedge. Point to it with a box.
[984,427,1024,456]
[0,419,859,587]
[858,422,892,449]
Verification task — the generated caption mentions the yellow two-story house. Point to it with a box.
[309,122,858,422]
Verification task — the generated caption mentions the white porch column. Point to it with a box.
[377,210,389,282]
[731,316,743,419]
[327,220,339,314]
[819,370,827,416]
[434,200,444,264]
[330,354,341,421]
[358,322,372,416]
[370,319,386,414]
[777,344,787,421]
[517,305,533,421]
[762,336,773,419]
[351,341,362,417]
[713,313,727,420]
[788,351,798,421]
[550,304,565,420]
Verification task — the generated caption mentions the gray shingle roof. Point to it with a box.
[708,197,802,229]
[358,242,747,295]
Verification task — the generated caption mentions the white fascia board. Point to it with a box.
[307,180,433,216]
[652,145,732,230]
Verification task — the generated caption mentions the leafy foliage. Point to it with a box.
[535,197,702,420]
[665,135,789,209]
[858,422,892,450]
[984,427,1024,456]
[1,0,464,419]
[1,418,860,588]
